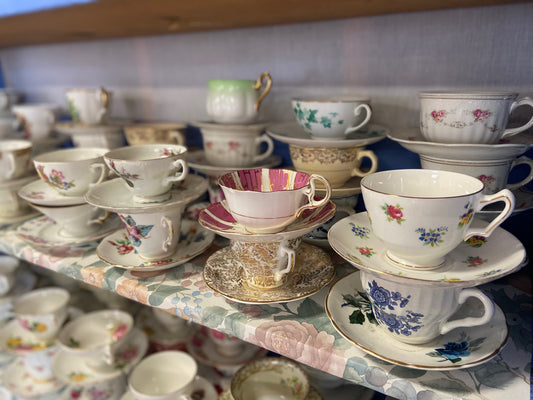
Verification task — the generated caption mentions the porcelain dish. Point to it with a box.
[326,271,508,370]
[328,212,526,287]
[187,150,282,177]
[18,179,86,206]
[266,122,388,148]
[203,243,334,304]
[0,210,41,226]
[119,376,217,400]
[3,358,65,398]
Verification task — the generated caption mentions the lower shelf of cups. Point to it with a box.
[0,221,530,400]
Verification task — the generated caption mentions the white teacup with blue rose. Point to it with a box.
[292,97,372,139]
[359,270,495,344]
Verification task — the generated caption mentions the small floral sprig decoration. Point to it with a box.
[416,226,447,246]
[427,332,485,363]
[472,109,492,122]
[341,291,377,326]
[349,222,370,239]
[458,202,474,228]
[382,203,405,224]
[463,255,487,267]
[430,110,446,122]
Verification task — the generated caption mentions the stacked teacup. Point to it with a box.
[11,103,61,144]
[0,287,70,399]
[0,89,21,140]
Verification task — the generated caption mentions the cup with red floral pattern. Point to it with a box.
[57,309,134,372]
[13,287,70,341]
[33,147,109,197]
[361,169,515,270]
[419,92,533,144]
[207,328,246,358]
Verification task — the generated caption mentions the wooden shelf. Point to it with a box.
[0,0,528,48]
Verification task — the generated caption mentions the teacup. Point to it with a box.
[117,205,184,260]
[11,103,60,140]
[29,203,110,238]
[231,357,309,400]
[0,89,21,112]
[361,169,515,269]
[360,270,495,344]
[206,72,272,124]
[0,174,35,217]
[201,128,274,168]
[128,351,198,400]
[292,97,372,139]
[65,374,126,400]
[419,155,533,195]
[0,117,18,138]
[66,87,111,125]
[0,140,32,181]
[0,255,19,296]
[104,144,188,203]
[13,287,70,341]
[22,346,58,381]
[419,91,533,144]
[231,238,301,289]
[207,328,246,358]
[151,308,189,334]
[289,145,378,188]
[33,147,109,197]
[218,168,331,234]
[57,309,134,371]
[124,122,186,146]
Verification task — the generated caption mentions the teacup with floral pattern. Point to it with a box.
[66,87,111,125]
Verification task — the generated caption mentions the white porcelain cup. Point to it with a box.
[420,155,533,195]
[57,309,134,371]
[22,346,58,381]
[128,351,198,400]
[33,147,109,197]
[29,203,110,238]
[360,270,495,344]
[0,89,21,112]
[361,169,515,269]
[206,72,272,124]
[13,287,70,341]
[0,255,19,296]
[292,97,372,139]
[219,168,331,234]
[0,140,32,181]
[104,144,188,203]
[419,92,533,144]
[66,374,126,400]
[12,103,59,140]
[66,88,111,125]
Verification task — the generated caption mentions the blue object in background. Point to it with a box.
[0,0,93,18]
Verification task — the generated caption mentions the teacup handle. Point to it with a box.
[440,288,495,335]
[463,188,515,240]
[88,208,112,226]
[89,163,107,187]
[344,104,372,134]
[351,149,378,178]
[5,153,16,179]
[103,343,115,366]
[502,96,533,138]
[506,156,533,191]
[161,216,174,251]
[169,130,186,145]
[295,174,331,217]
[274,242,296,281]
[254,72,272,111]
[164,159,189,184]
[252,134,274,163]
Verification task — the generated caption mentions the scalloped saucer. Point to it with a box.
[97,219,214,271]
[3,358,65,398]
[326,271,508,370]
[203,242,334,304]
[16,214,123,249]
[266,122,388,148]
[18,179,86,206]
[219,385,324,400]
[328,212,526,287]
[119,376,217,400]
[198,200,336,242]
[0,209,41,226]
[52,328,147,386]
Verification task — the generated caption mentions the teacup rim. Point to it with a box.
[123,122,187,131]
[104,143,187,162]
[11,103,61,110]
[218,168,311,193]
[419,91,517,100]
[33,147,109,163]
[65,87,111,94]
[13,287,70,315]
[292,96,370,103]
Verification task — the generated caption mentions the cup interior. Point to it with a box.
[219,168,310,193]
[105,144,186,162]
[14,287,69,315]
[34,147,108,163]
[0,140,32,152]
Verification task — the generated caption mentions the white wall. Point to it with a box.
[1,3,532,127]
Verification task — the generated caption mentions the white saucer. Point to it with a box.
[18,179,86,206]
[120,376,217,400]
[0,172,36,190]
[326,271,508,370]
[85,175,208,213]
[52,328,147,386]
[203,243,334,304]
[219,385,324,400]
[0,318,56,355]
[3,358,65,398]
[198,200,336,242]
[16,214,123,249]
[328,212,526,287]
[96,219,215,271]
[266,122,388,148]
[0,210,41,226]
[388,129,532,160]
[55,121,126,135]
[187,150,282,178]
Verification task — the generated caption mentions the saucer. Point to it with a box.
[203,242,334,304]
[187,150,282,178]
[85,175,208,212]
[96,219,215,271]
[192,120,268,132]
[18,179,86,206]
[55,121,125,135]
[0,318,56,355]
[388,129,532,160]
[198,200,336,242]
[219,385,323,400]
[52,328,147,385]
[16,214,123,249]
[119,376,217,400]
[0,172,36,190]
[266,122,388,148]
[328,212,526,287]
[3,358,65,398]
[326,271,508,370]
[0,210,41,226]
